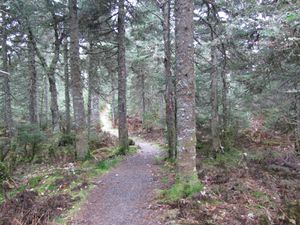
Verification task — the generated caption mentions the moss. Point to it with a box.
[8,184,27,199]
[96,157,121,173]
[160,180,203,202]
[28,176,42,188]
[251,190,270,201]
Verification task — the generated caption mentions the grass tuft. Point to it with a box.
[160,180,203,202]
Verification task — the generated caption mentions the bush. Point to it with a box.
[221,126,239,151]
[0,162,9,184]
[16,124,45,161]
[58,133,75,147]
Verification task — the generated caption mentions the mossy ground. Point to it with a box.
[0,145,139,224]
[158,137,300,225]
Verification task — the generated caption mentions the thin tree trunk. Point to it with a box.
[295,84,300,152]
[210,41,220,158]
[48,46,60,131]
[2,11,13,136]
[141,71,146,124]
[221,66,228,132]
[34,26,61,131]
[110,71,117,128]
[69,0,87,159]
[64,39,71,134]
[44,76,49,127]
[220,44,229,150]
[175,0,197,182]
[162,0,176,159]
[118,0,129,152]
[87,41,100,138]
[28,30,38,124]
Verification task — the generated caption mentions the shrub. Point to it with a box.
[16,124,45,161]
[0,162,9,184]
[58,133,76,147]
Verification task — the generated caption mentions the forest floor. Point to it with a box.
[1,110,299,225]
[161,130,300,225]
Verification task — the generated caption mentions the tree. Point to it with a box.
[69,0,88,159]
[87,41,101,137]
[174,0,197,181]
[34,0,66,131]
[158,0,177,159]
[27,28,39,124]
[63,38,71,134]
[1,6,13,136]
[117,0,129,152]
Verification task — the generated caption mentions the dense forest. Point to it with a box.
[0,0,299,224]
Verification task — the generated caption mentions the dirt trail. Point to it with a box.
[70,106,164,225]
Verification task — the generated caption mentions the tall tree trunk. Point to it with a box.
[210,40,220,158]
[28,30,38,124]
[87,42,100,138]
[220,44,229,134]
[221,65,229,133]
[141,71,146,124]
[175,0,197,182]
[110,71,117,128]
[48,43,60,131]
[162,0,176,159]
[295,85,300,152]
[69,0,87,159]
[2,11,13,136]
[64,39,71,134]
[34,25,61,131]
[117,0,128,152]
[44,76,49,127]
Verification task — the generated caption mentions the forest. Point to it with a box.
[0,0,299,224]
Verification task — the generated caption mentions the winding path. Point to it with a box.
[70,106,164,225]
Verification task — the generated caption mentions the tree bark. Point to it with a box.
[34,15,62,131]
[210,39,220,158]
[28,30,38,124]
[295,84,300,152]
[162,0,176,159]
[69,0,87,159]
[87,41,100,138]
[141,71,146,124]
[47,41,60,131]
[175,0,197,182]
[64,39,71,134]
[117,0,129,151]
[221,64,229,133]
[219,43,229,134]
[1,11,13,136]
[44,76,49,127]
[110,69,117,128]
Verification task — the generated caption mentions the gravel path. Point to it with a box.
[70,140,164,225]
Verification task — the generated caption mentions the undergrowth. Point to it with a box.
[160,180,203,202]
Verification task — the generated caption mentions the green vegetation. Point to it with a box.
[201,148,242,168]
[0,144,126,204]
[16,124,45,161]
[28,176,42,188]
[160,180,203,202]
[96,157,121,172]
[251,190,270,201]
